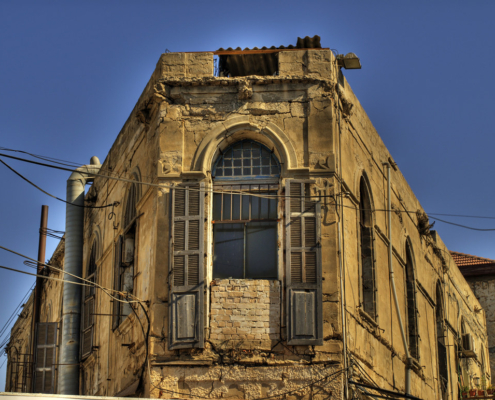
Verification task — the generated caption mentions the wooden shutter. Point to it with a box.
[33,323,57,393]
[81,277,95,359]
[169,183,205,349]
[285,179,322,345]
[112,236,123,330]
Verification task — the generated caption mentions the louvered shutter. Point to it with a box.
[285,180,322,345]
[169,183,205,349]
[81,278,95,358]
[112,236,123,330]
[33,323,57,393]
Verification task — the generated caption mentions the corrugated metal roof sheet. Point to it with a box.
[217,35,322,52]
[217,36,323,77]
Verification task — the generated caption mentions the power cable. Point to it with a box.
[0,284,34,348]
[0,147,83,168]
[0,244,143,304]
[4,152,495,231]
[0,159,118,209]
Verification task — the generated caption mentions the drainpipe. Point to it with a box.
[58,156,101,395]
[383,162,412,396]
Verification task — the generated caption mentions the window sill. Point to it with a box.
[358,308,379,329]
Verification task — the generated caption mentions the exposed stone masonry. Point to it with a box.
[210,280,280,342]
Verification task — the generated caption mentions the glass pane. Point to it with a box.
[260,196,269,219]
[223,193,231,220]
[251,195,260,219]
[242,193,250,219]
[268,192,277,219]
[232,194,241,220]
[213,194,222,220]
[246,221,277,279]
[213,224,244,279]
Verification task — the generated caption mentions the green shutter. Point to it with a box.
[169,183,205,349]
[285,180,322,345]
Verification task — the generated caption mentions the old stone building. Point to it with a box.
[452,251,495,384]
[4,36,491,399]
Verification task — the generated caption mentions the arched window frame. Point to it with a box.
[405,239,419,361]
[359,174,376,321]
[113,177,141,330]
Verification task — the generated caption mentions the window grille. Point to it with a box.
[213,140,280,180]
[212,184,278,279]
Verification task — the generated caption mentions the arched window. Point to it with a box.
[405,240,419,360]
[212,140,280,279]
[82,241,97,359]
[113,180,140,329]
[359,175,376,320]
[436,282,449,398]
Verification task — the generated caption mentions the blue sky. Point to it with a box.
[1,0,494,390]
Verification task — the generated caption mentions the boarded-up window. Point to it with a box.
[33,323,57,393]
[359,176,376,320]
[285,180,322,345]
[405,240,419,361]
[169,183,205,349]
[81,241,97,358]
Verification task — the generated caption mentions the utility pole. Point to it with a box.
[30,205,48,391]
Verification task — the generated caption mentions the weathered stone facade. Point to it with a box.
[453,251,495,386]
[5,39,491,400]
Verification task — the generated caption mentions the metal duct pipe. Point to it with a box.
[383,162,412,396]
[58,156,101,395]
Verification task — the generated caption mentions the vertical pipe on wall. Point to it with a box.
[58,157,101,395]
[384,162,412,396]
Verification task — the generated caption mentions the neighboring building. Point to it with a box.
[4,36,491,400]
[452,251,495,384]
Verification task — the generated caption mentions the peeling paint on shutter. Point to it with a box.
[285,180,322,345]
[33,323,57,393]
[169,183,205,349]
[112,236,123,331]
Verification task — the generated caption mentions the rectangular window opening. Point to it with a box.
[212,184,278,279]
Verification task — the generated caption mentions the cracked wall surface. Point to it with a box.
[5,46,491,400]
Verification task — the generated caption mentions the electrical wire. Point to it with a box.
[4,151,495,231]
[0,244,144,304]
[0,284,35,352]
[0,147,83,168]
[0,159,117,209]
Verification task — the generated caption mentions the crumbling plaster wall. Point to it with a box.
[145,49,344,399]
[339,72,489,399]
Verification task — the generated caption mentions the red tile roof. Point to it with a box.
[450,251,495,266]
[450,251,495,277]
